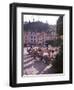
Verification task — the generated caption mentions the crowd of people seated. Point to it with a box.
[24,45,61,65]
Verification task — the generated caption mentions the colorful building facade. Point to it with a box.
[23,21,57,46]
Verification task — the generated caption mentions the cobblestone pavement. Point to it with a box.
[23,54,56,75]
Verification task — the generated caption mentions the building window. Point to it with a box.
[34,37,36,39]
[31,40,33,42]
[31,36,33,38]
[34,40,36,42]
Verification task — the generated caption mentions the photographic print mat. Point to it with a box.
[22,13,64,76]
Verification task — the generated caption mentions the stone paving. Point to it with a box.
[23,54,55,75]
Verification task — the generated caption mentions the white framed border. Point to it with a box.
[16,7,70,84]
